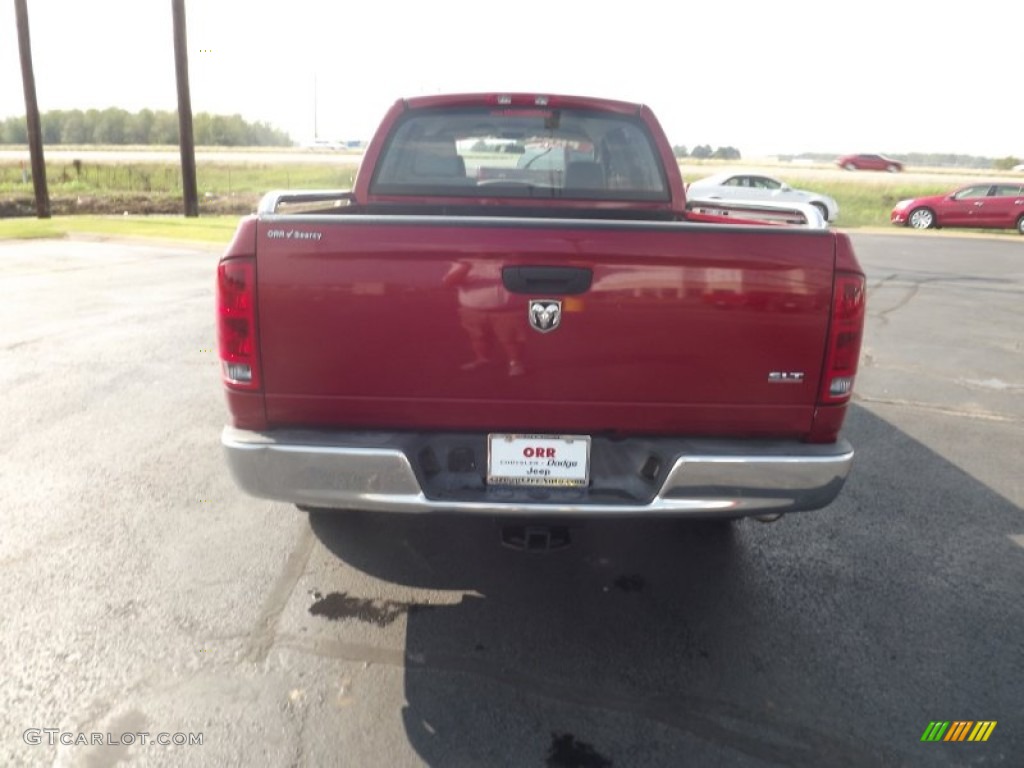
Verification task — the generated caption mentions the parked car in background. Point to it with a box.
[1013,163,1024,172]
[686,172,839,222]
[890,183,1024,233]
[516,144,595,172]
[475,143,596,184]
[836,154,903,172]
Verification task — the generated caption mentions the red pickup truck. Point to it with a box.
[218,93,865,544]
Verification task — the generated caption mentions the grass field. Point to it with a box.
[0,214,240,243]
[677,162,1021,228]
[0,160,358,197]
[768,179,949,228]
[1,152,1020,239]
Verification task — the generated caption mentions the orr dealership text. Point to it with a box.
[24,729,203,747]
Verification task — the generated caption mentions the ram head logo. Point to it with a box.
[528,300,562,333]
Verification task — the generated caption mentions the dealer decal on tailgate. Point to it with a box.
[266,229,323,241]
[487,434,590,487]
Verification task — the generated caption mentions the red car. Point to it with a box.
[891,183,1024,233]
[836,153,903,172]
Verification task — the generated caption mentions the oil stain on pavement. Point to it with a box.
[308,591,431,626]
[547,732,613,767]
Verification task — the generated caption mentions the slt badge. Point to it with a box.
[528,300,562,333]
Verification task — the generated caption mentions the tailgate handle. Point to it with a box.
[502,266,592,295]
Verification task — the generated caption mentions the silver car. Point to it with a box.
[687,172,839,223]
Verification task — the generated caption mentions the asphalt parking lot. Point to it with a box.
[0,231,1021,767]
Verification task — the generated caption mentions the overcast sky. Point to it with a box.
[1,0,1021,158]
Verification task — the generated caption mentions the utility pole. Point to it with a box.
[14,0,50,218]
[171,0,199,217]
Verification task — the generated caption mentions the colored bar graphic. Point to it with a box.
[944,721,972,741]
[921,720,996,742]
[968,722,997,742]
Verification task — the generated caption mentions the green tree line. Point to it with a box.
[0,108,293,146]
[674,145,742,160]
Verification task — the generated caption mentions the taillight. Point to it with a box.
[217,258,261,390]
[819,272,865,404]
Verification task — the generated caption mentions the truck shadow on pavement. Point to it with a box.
[307,405,1023,767]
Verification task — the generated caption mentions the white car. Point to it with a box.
[687,172,839,223]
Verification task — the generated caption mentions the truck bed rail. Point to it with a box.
[258,189,356,215]
[685,198,829,228]
[258,189,828,229]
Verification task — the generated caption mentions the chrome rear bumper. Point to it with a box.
[222,427,854,518]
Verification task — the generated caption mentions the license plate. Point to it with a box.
[487,434,590,487]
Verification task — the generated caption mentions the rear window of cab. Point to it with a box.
[370,107,669,202]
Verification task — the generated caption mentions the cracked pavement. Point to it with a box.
[1,234,1021,767]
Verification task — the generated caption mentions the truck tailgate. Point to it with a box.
[255,216,835,438]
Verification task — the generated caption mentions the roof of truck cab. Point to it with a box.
[399,93,645,116]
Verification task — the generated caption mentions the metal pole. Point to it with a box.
[14,0,50,218]
[172,0,199,217]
